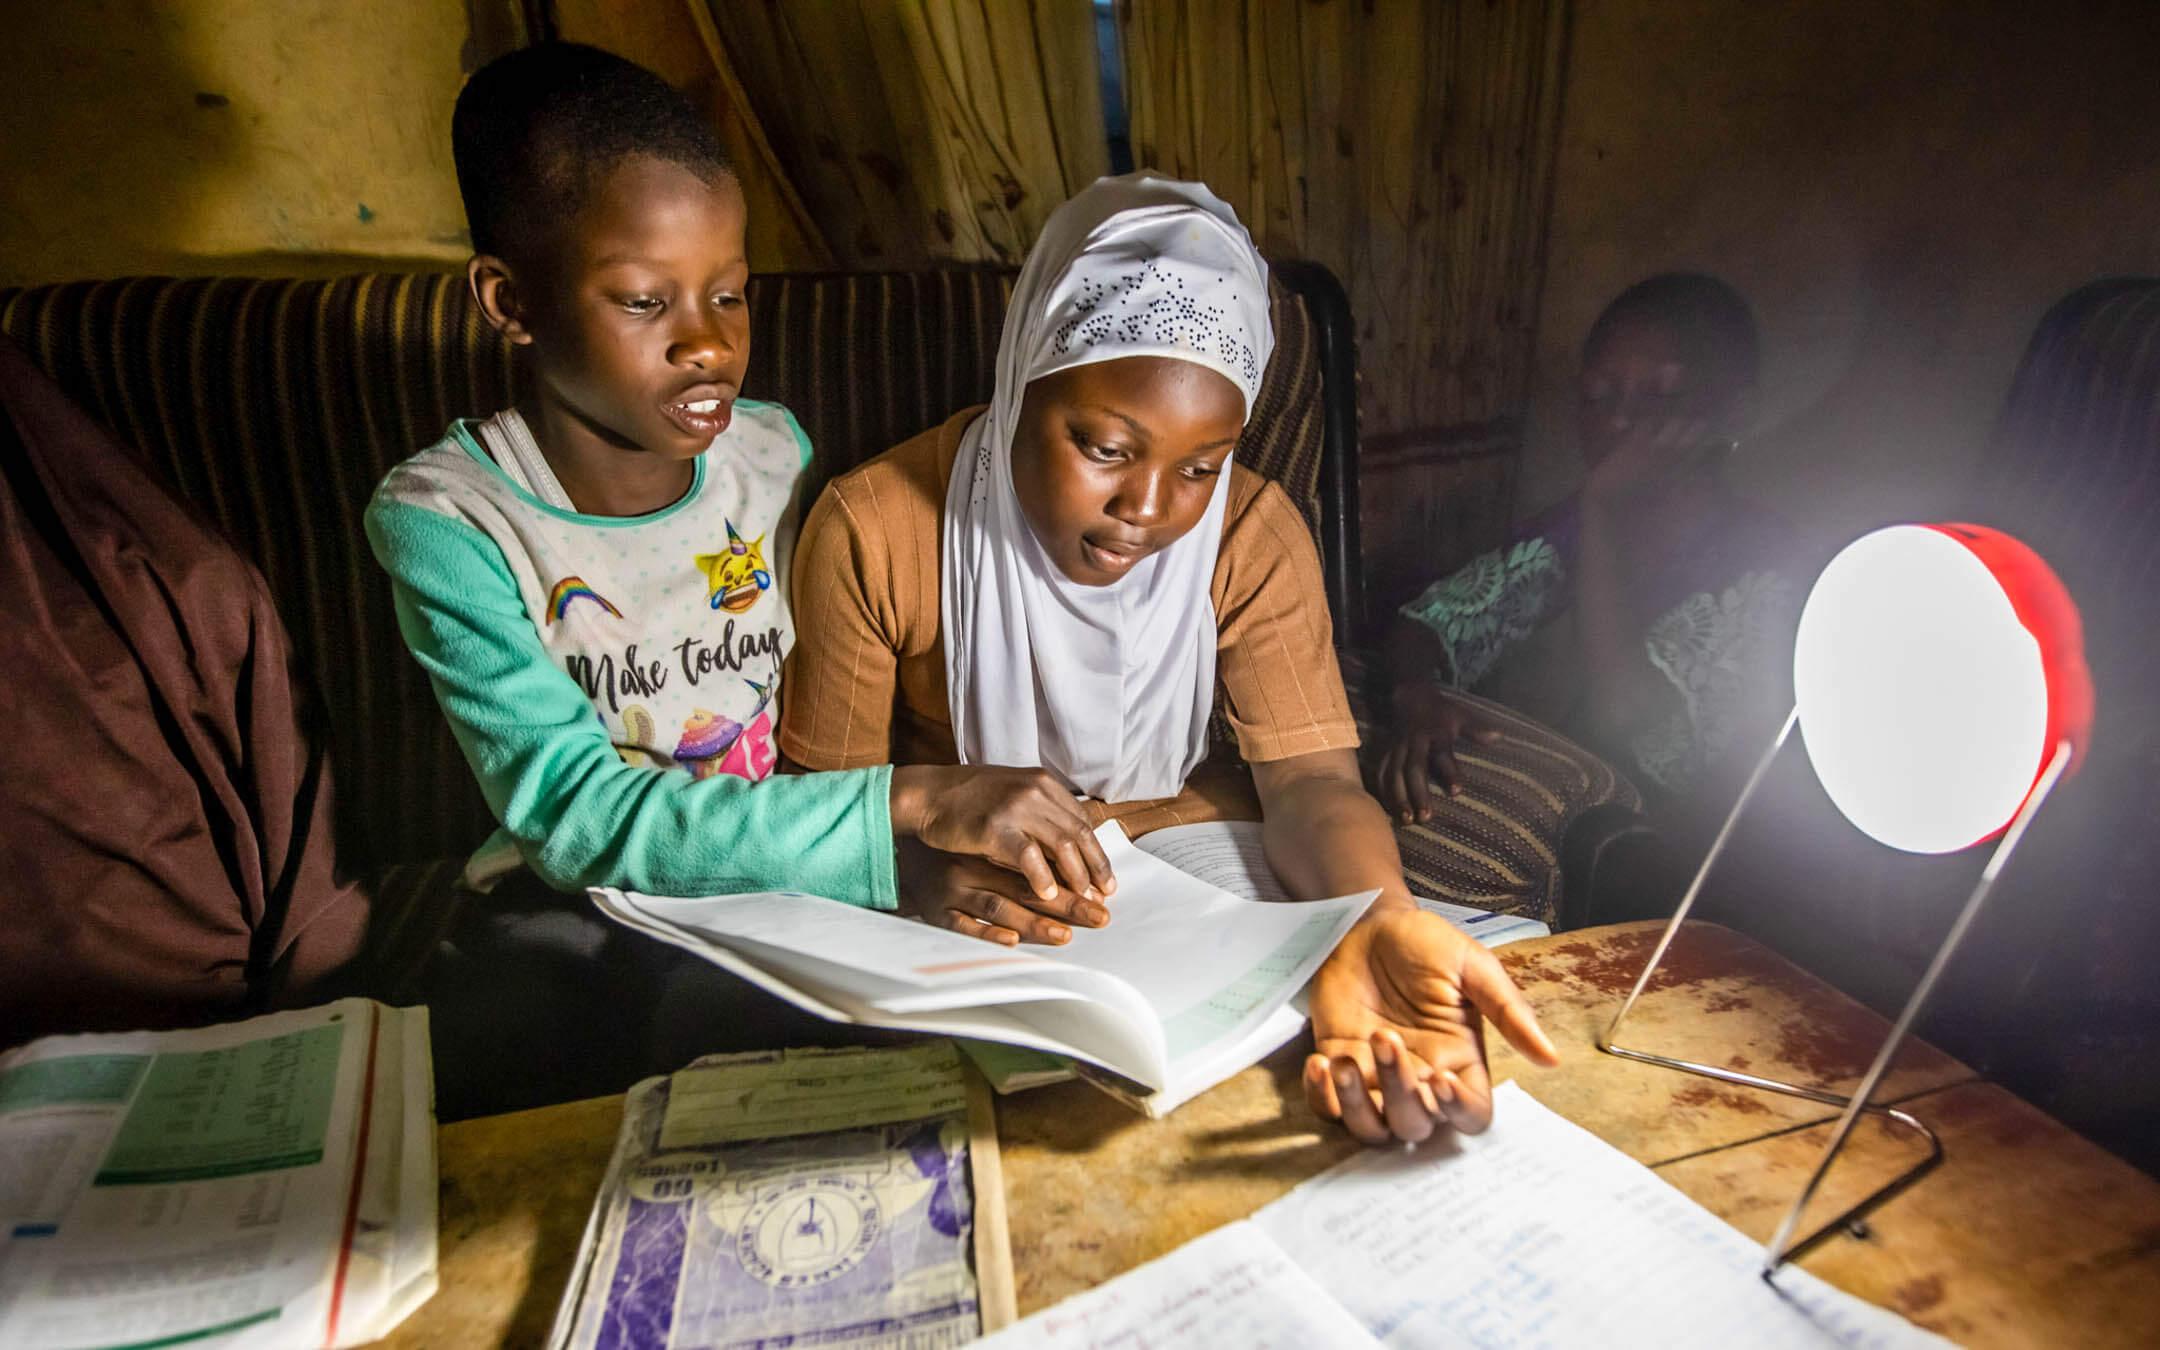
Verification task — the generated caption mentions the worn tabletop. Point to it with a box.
[371,922,2160,1348]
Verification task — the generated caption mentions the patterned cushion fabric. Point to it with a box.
[0,270,1332,878]
[1337,651,1640,923]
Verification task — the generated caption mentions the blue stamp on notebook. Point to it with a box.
[736,1176,883,1289]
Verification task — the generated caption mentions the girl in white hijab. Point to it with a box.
[942,176,1264,802]
[785,174,1558,1144]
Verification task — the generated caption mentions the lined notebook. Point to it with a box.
[965,820,1550,1098]
[978,1083,1949,1349]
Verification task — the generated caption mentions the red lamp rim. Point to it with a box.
[1920,523,2093,819]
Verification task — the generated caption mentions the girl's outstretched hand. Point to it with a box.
[1303,907,1560,1145]
[889,765,1118,904]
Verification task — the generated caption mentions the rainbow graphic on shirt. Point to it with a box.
[695,520,772,614]
[545,576,623,625]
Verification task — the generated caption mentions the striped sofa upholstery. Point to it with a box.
[1974,279,2160,667]
[0,269,1334,883]
[1337,653,1638,922]
[1,275,517,880]
[0,265,1632,945]
[1943,279,2160,1168]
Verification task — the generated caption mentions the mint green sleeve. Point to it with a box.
[364,496,898,908]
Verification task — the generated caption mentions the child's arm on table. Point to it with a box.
[1250,749,1561,1146]
[369,499,901,902]
[374,499,1113,909]
[376,506,1112,906]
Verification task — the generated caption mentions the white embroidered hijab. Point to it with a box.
[940,174,1274,802]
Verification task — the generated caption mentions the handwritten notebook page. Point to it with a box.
[979,1083,1947,1349]
[976,1220,1380,1349]
[1256,1083,1947,1349]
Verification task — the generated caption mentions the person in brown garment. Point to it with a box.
[0,337,368,1046]
[782,175,1559,1146]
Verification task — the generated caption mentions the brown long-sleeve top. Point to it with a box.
[780,407,1359,836]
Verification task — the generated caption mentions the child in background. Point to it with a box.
[366,43,1109,1112]
[1374,274,1800,826]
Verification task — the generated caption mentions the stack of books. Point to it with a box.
[0,1000,436,1349]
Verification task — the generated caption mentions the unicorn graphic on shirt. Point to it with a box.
[696,520,772,614]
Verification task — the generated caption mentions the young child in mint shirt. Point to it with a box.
[366,44,1112,1108]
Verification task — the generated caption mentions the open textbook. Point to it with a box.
[0,1000,437,1350]
[961,820,1552,1096]
[548,1042,1014,1350]
[1134,820,1553,946]
[978,1082,1950,1350]
[592,821,1377,1118]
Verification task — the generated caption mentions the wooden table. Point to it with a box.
[373,922,2160,1348]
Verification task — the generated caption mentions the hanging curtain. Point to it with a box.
[558,1,1107,268]
[675,0,1109,267]
[1120,0,1567,431]
[463,0,555,68]
[552,0,836,269]
[1118,0,1571,606]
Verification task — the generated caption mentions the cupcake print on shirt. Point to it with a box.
[673,677,778,781]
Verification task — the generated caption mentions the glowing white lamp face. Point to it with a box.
[1793,526,2049,854]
